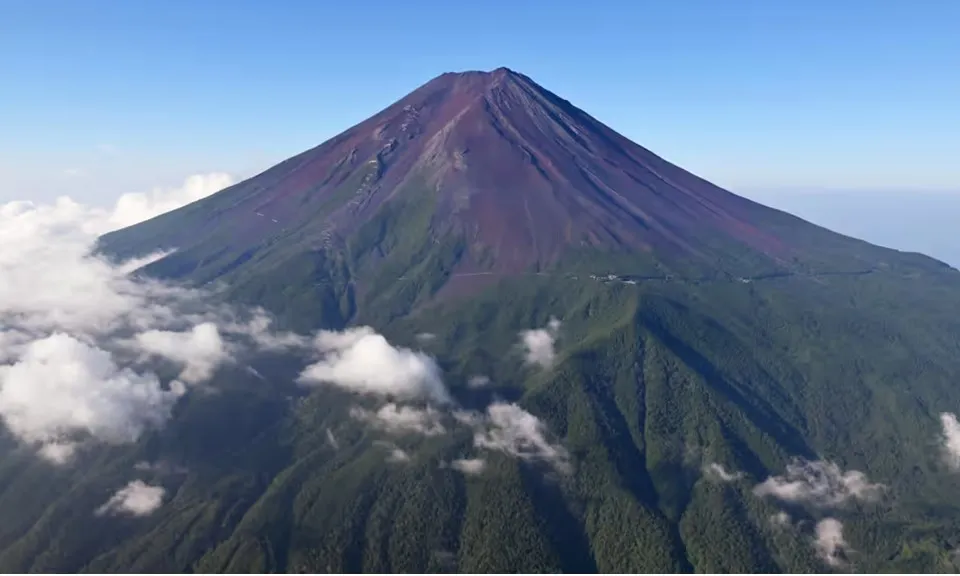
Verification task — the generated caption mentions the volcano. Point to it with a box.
[99,67,938,329]
[32,69,958,573]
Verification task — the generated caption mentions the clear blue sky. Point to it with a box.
[1,0,958,203]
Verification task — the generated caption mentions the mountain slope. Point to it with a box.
[4,68,960,573]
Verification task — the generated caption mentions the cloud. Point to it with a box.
[133,323,232,384]
[769,511,792,528]
[939,412,960,469]
[0,175,300,461]
[415,332,436,342]
[350,403,446,436]
[96,480,165,517]
[387,448,411,463]
[467,375,491,389]
[469,402,570,473]
[133,460,188,475]
[325,428,340,450]
[107,173,234,229]
[298,327,450,403]
[753,459,885,508]
[373,442,412,464]
[0,334,183,454]
[450,458,486,475]
[520,317,561,368]
[813,518,850,567]
[38,441,79,465]
[704,462,744,482]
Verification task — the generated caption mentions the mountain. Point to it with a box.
[98,67,943,331]
[3,68,960,573]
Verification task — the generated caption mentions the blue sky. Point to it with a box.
[1,0,958,204]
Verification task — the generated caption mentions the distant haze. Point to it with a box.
[742,189,960,269]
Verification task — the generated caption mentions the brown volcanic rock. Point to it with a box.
[249,67,789,272]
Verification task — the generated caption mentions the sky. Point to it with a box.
[2,0,958,201]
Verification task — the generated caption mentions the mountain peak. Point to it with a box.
[101,67,890,307]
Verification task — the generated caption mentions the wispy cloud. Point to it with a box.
[704,462,744,482]
[467,375,491,389]
[753,459,884,508]
[350,403,447,436]
[520,316,562,368]
[96,480,165,517]
[325,428,340,450]
[468,402,570,474]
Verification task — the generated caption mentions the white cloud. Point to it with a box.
[38,441,79,465]
[704,462,744,482]
[415,332,436,342]
[0,175,301,461]
[467,375,491,389]
[107,173,234,230]
[520,317,561,368]
[470,402,570,474]
[96,480,165,517]
[813,518,850,567]
[939,412,960,469]
[350,403,446,436]
[753,459,885,508]
[298,327,451,403]
[388,449,410,463]
[0,334,183,457]
[325,428,340,450]
[451,458,486,475]
[133,460,187,475]
[133,323,232,384]
[770,511,792,528]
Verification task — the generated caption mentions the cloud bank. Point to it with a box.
[753,459,884,508]
[108,173,234,229]
[0,174,297,462]
[520,317,561,369]
[96,480,166,517]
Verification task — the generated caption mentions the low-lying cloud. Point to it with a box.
[298,327,450,403]
[813,518,850,567]
[0,174,300,462]
[753,459,884,508]
[133,323,231,384]
[350,403,447,436]
[96,480,166,517]
[469,401,571,474]
[0,333,184,459]
[939,412,960,469]
[450,458,486,475]
[520,317,561,369]
[108,173,234,229]
[704,462,744,482]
